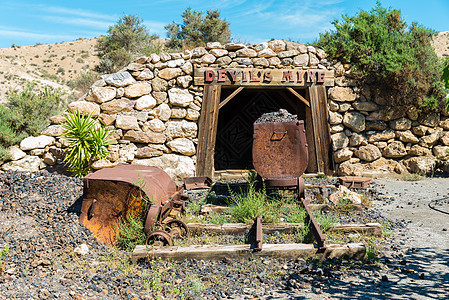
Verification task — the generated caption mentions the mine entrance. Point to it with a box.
[214,88,306,171]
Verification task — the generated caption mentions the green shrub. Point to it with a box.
[95,15,158,74]
[315,1,446,111]
[165,8,231,50]
[68,71,99,95]
[0,84,63,162]
[62,110,112,177]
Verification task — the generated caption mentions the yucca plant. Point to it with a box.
[62,110,113,177]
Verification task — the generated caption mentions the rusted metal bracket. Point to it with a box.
[339,176,372,189]
[301,197,326,251]
[246,216,263,251]
[184,176,213,190]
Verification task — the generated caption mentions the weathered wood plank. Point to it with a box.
[187,222,382,236]
[194,68,335,87]
[218,87,244,110]
[286,87,310,107]
[132,243,365,263]
[195,85,221,177]
[309,86,333,175]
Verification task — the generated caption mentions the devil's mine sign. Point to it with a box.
[194,68,334,86]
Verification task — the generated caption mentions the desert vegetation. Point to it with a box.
[315,1,447,111]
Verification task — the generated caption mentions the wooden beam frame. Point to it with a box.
[286,87,310,107]
[218,87,244,110]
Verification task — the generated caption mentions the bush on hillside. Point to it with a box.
[0,84,63,162]
[68,71,99,96]
[315,1,446,111]
[95,15,158,74]
[165,8,231,49]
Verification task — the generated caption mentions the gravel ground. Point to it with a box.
[0,171,448,299]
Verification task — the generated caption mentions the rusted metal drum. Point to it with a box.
[80,164,179,245]
[253,120,308,187]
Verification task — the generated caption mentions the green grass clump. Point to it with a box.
[115,214,146,252]
[228,182,280,224]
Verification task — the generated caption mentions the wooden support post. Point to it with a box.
[308,86,332,175]
[196,85,221,177]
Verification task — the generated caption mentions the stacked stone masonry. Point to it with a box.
[2,39,449,180]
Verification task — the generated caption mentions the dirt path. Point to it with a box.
[322,178,449,299]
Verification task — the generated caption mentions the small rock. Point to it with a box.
[74,243,89,256]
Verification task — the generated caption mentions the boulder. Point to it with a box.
[146,119,165,132]
[336,161,363,176]
[100,99,135,114]
[166,138,196,156]
[20,135,55,151]
[439,119,449,130]
[164,121,198,141]
[412,125,429,136]
[210,49,228,57]
[167,59,185,68]
[403,156,437,175]
[43,153,57,166]
[191,47,208,57]
[408,145,432,156]
[42,125,65,137]
[349,133,366,147]
[102,71,136,87]
[440,132,449,146]
[268,40,286,52]
[419,130,442,148]
[135,95,157,110]
[258,48,277,58]
[115,115,139,131]
[433,145,449,160]
[91,159,119,169]
[396,130,419,143]
[68,101,100,117]
[382,141,407,158]
[343,112,365,133]
[152,78,168,92]
[135,146,164,158]
[367,129,395,143]
[177,75,193,88]
[8,146,26,161]
[328,87,357,102]
[389,117,412,130]
[49,115,66,124]
[331,132,349,151]
[91,86,116,103]
[1,156,41,172]
[99,114,116,126]
[123,130,166,144]
[136,69,154,80]
[124,82,151,98]
[171,107,187,119]
[133,154,195,182]
[118,144,137,163]
[329,111,343,125]
[201,54,216,64]
[333,148,353,163]
[354,144,381,162]
[278,50,299,58]
[168,88,194,107]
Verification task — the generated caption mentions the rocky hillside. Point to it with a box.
[0,38,99,103]
[432,31,449,58]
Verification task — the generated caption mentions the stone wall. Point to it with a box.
[328,64,449,176]
[1,39,448,180]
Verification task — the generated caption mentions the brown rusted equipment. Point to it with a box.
[80,164,188,245]
[184,176,213,190]
[339,176,372,189]
[253,120,326,250]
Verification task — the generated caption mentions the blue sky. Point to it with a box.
[0,0,448,48]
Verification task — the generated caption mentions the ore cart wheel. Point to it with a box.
[145,230,173,246]
[164,219,189,238]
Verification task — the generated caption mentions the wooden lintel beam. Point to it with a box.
[286,87,310,107]
[218,87,244,110]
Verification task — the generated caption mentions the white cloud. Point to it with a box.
[0,29,75,41]
[40,5,117,21]
[41,16,112,30]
